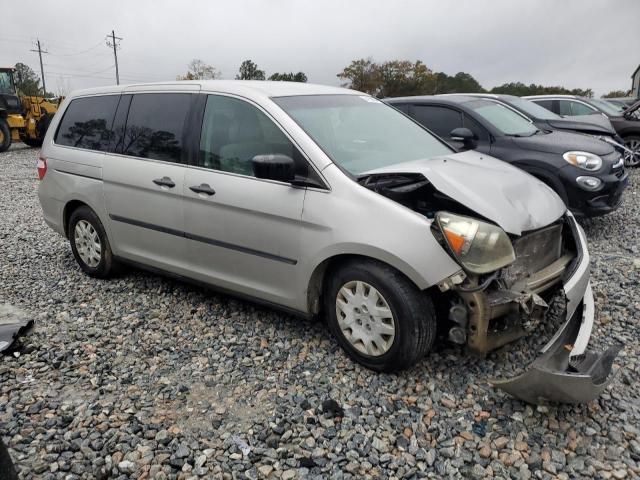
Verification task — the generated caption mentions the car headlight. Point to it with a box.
[562,151,602,171]
[435,212,516,274]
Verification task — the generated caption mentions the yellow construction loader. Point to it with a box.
[0,66,61,152]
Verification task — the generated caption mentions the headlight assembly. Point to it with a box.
[562,151,602,171]
[435,212,516,274]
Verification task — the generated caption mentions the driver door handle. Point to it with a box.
[153,176,175,188]
[189,183,216,196]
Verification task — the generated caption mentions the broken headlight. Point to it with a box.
[435,212,516,274]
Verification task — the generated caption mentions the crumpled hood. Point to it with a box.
[363,150,566,235]
[513,130,614,156]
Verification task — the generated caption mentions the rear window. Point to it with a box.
[55,95,119,151]
[122,93,191,163]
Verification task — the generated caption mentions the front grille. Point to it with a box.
[501,224,563,289]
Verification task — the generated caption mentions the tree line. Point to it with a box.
[179,57,616,98]
[336,57,599,98]
[11,57,629,99]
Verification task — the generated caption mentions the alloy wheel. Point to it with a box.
[623,138,640,167]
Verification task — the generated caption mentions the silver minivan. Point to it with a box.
[38,81,620,404]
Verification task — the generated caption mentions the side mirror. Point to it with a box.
[450,127,478,150]
[252,154,295,182]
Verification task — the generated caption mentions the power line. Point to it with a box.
[30,39,48,95]
[44,62,114,74]
[106,30,122,85]
[48,40,105,57]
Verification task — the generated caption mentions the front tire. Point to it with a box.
[324,259,436,372]
[623,135,640,167]
[0,118,11,153]
[68,206,116,278]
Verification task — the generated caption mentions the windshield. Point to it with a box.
[272,94,452,175]
[466,99,538,136]
[506,96,561,120]
[589,98,625,116]
[0,71,15,95]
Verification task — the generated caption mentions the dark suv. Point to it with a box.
[387,95,628,217]
[525,95,640,166]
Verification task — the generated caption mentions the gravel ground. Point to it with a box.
[1,143,639,479]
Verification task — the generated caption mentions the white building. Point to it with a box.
[632,64,640,97]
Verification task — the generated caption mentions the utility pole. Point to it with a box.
[30,39,48,96]
[106,30,122,85]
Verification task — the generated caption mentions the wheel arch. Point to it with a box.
[63,199,91,238]
[306,252,434,316]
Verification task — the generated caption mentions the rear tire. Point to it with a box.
[324,259,436,372]
[68,206,117,279]
[0,118,11,153]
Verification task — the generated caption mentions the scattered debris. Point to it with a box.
[0,304,33,352]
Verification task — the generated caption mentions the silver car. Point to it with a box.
[38,81,620,404]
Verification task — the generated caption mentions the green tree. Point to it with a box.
[337,58,380,95]
[376,60,437,97]
[268,72,307,82]
[603,89,630,98]
[177,59,219,80]
[432,72,485,94]
[236,60,265,80]
[14,62,42,96]
[338,58,485,97]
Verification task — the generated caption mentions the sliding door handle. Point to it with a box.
[153,176,176,188]
[189,183,216,196]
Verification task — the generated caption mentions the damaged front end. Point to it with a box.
[445,215,621,404]
[359,169,621,404]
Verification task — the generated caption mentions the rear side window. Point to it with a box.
[411,105,463,138]
[562,100,596,116]
[55,96,119,151]
[122,93,191,163]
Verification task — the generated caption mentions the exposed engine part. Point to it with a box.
[437,271,466,292]
[448,304,468,326]
[358,173,478,219]
[456,271,499,293]
[448,326,467,345]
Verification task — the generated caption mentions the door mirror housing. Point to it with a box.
[449,127,478,150]
[252,154,296,182]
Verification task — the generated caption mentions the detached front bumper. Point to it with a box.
[492,215,622,404]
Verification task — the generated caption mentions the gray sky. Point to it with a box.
[2,0,638,96]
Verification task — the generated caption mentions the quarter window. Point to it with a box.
[411,105,463,139]
[199,95,310,178]
[463,115,490,141]
[122,93,191,163]
[55,95,119,151]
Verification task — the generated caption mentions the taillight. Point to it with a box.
[37,155,47,180]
